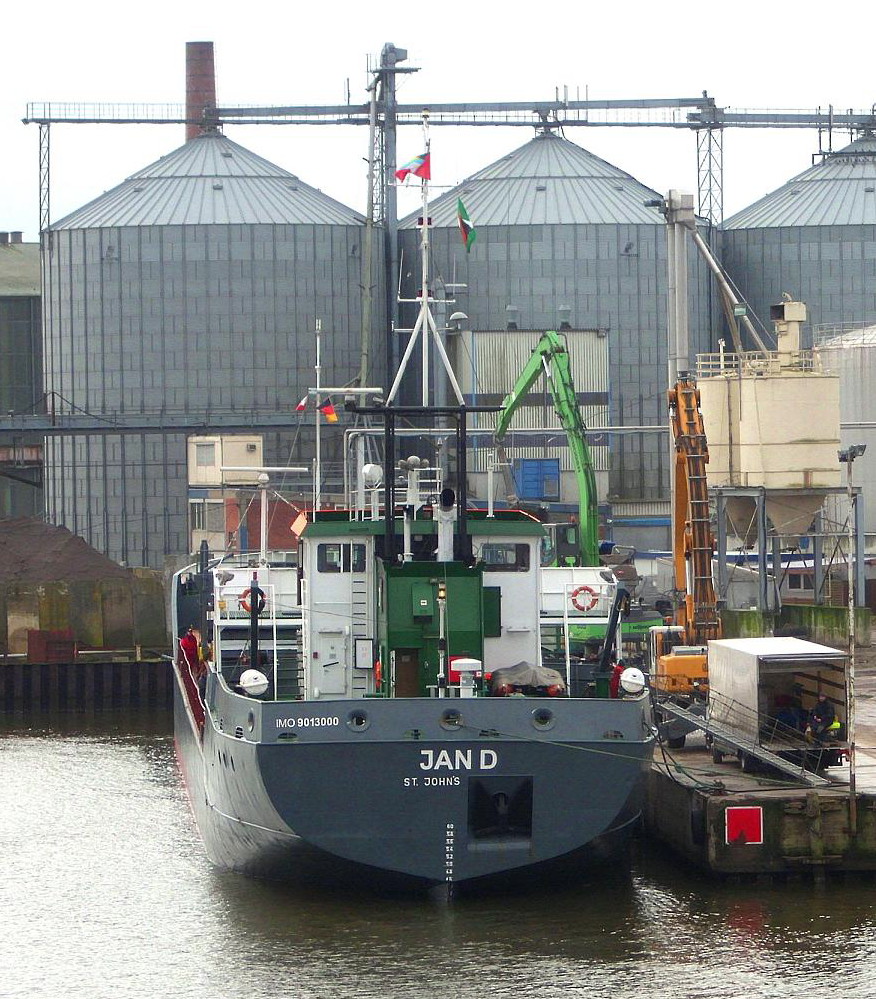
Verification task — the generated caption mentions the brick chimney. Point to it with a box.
[186,41,217,142]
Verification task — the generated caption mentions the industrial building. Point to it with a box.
[0,232,42,517]
[5,45,874,572]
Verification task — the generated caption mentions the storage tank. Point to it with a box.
[722,133,876,336]
[697,298,841,540]
[814,322,876,535]
[398,130,715,542]
[42,132,375,567]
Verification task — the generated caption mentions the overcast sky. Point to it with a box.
[3,1,874,242]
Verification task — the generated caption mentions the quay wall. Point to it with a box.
[0,571,167,656]
[646,769,876,877]
[2,658,173,712]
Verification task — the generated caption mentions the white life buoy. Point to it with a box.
[570,584,598,612]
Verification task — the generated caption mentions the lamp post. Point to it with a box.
[838,443,866,834]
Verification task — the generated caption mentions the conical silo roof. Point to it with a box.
[400,130,662,227]
[51,132,364,228]
[724,133,876,229]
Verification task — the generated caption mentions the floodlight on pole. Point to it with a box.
[838,443,866,835]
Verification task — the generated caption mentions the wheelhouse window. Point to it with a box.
[317,543,366,573]
[479,542,530,572]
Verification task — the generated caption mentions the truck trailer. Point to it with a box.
[707,637,848,773]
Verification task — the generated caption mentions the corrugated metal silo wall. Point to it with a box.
[400,221,714,501]
[0,293,42,517]
[816,343,876,536]
[722,225,876,338]
[42,221,374,567]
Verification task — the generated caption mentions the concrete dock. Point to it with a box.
[645,659,876,878]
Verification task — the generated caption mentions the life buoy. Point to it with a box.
[239,587,266,615]
[570,584,598,612]
[374,659,382,688]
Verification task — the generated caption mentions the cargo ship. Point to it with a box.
[172,463,655,890]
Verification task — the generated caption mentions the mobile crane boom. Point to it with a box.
[494,331,599,566]
[669,374,721,646]
[651,374,721,703]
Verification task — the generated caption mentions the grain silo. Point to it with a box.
[398,130,714,549]
[814,323,876,535]
[42,131,373,568]
[722,133,876,336]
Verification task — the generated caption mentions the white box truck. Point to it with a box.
[707,637,848,773]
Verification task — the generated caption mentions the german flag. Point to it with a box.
[319,399,339,424]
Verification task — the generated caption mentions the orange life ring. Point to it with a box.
[570,584,598,612]
[239,587,266,615]
[374,659,382,688]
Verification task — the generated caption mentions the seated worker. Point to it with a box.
[807,693,836,742]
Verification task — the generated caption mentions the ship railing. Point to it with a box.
[347,468,444,521]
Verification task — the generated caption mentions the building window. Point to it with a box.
[190,500,224,532]
[195,442,216,467]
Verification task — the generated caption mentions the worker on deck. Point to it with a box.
[179,625,200,673]
[807,693,836,743]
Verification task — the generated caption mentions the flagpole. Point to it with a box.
[420,111,430,406]
[314,319,321,521]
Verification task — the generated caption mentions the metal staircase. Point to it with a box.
[350,572,370,694]
[274,643,304,700]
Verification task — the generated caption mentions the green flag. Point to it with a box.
[456,198,476,253]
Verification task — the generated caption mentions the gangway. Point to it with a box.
[656,698,835,787]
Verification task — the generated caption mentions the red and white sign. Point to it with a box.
[725,805,764,845]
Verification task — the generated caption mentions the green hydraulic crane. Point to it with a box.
[494,330,600,566]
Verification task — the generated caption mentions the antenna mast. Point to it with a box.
[386,112,465,407]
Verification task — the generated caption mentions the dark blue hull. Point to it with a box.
[174,668,654,890]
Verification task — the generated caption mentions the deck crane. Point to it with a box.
[650,374,722,713]
[494,330,599,567]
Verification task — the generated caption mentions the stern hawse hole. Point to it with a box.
[468,776,533,841]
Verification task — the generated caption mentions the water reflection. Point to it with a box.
[4,714,876,999]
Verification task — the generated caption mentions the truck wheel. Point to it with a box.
[666,735,686,750]
[740,751,758,774]
[712,746,725,764]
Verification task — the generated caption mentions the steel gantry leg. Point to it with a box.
[696,125,723,225]
[39,122,51,238]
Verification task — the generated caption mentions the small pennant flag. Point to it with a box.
[295,394,308,412]
[395,152,431,183]
[319,399,339,424]
[457,198,476,253]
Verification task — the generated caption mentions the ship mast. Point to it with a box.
[386,112,465,407]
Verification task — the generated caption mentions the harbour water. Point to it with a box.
[4,712,876,999]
